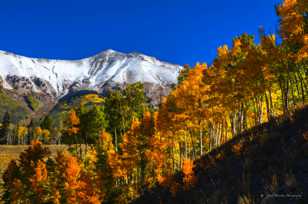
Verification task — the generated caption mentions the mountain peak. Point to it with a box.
[104,49,117,53]
[0,49,182,104]
[98,49,119,55]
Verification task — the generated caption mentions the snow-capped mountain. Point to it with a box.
[0,50,181,103]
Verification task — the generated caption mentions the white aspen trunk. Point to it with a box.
[200,127,203,156]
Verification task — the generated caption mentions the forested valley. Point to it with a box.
[0,0,307,203]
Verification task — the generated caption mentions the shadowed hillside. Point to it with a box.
[133,106,308,204]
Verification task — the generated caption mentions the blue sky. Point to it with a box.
[0,0,280,65]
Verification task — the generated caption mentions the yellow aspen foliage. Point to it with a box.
[156,174,166,185]
[131,117,141,130]
[85,148,97,164]
[232,38,242,55]
[99,131,125,179]
[17,126,27,139]
[145,132,165,186]
[108,151,125,178]
[298,45,308,60]
[99,131,115,153]
[3,1,307,202]
[34,127,50,143]
[81,94,104,106]
[119,118,141,175]
[42,129,50,140]
[34,127,43,137]
[53,190,61,204]
[298,34,308,60]
[217,45,229,58]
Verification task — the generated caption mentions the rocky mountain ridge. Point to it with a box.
[0,50,181,104]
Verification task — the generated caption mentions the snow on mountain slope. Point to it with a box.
[0,50,181,101]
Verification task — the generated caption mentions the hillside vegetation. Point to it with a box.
[0,0,307,203]
[133,106,308,204]
[0,90,29,123]
[0,89,54,123]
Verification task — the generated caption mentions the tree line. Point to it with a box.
[2,0,307,203]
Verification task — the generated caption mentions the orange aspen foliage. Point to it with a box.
[3,140,52,203]
[169,181,181,197]
[56,152,80,202]
[67,109,80,136]
[55,151,102,203]
[34,160,48,183]
[277,0,307,55]
[182,159,196,189]
[182,159,194,176]
[217,45,229,58]
[232,142,244,155]
[69,109,80,126]
[120,118,140,176]
[232,38,242,56]
[142,111,152,131]
[99,131,125,178]
[303,131,308,141]
[31,139,43,147]
[30,160,48,202]
[145,132,166,187]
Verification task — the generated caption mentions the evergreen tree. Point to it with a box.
[80,106,108,145]
[105,82,148,150]
[27,120,35,145]
[41,115,52,131]
[11,124,18,145]
[0,111,10,144]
